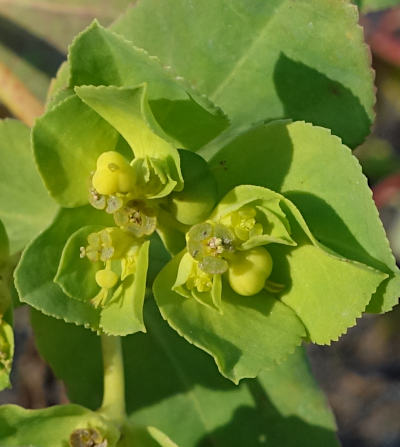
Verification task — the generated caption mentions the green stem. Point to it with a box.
[99,334,126,425]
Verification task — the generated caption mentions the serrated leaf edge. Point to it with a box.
[68,20,229,123]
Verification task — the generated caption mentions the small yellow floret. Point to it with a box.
[186,264,213,293]
[95,269,118,289]
[227,246,273,296]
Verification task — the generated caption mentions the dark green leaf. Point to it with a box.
[113,0,374,148]
[0,119,57,253]
[31,304,339,447]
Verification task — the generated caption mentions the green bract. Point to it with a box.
[154,184,389,382]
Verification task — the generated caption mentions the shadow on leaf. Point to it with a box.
[273,52,371,148]
[196,379,339,447]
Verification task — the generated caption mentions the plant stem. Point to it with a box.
[99,334,126,425]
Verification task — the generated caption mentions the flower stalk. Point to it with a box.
[99,334,126,426]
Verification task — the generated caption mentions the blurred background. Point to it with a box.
[0,2,399,446]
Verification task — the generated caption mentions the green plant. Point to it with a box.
[0,1,399,446]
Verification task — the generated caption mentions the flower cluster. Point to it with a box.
[19,20,398,386]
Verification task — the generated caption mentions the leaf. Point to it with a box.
[32,94,125,207]
[75,84,184,196]
[31,308,103,410]
[113,0,374,148]
[155,208,186,256]
[154,251,306,383]
[209,120,400,313]
[100,240,150,336]
[0,119,57,253]
[270,242,385,344]
[15,206,113,329]
[47,61,70,103]
[31,304,340,447]
[69,21,228,150]
[0,403,120,447]
[169,149,218,226]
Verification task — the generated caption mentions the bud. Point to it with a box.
[227,246,273,296]
[92,151,134,195]
[95,269,118,289]
[186,262,214,293]
[169,150,217,225]
[222,206,264,241]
